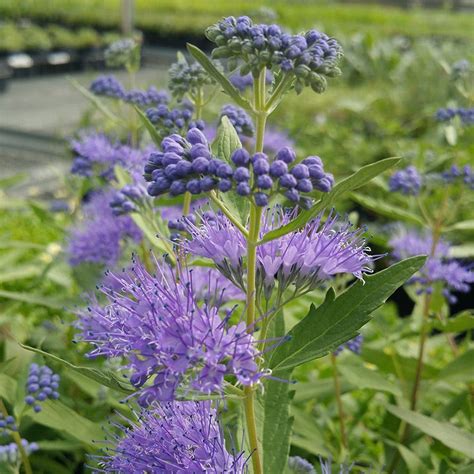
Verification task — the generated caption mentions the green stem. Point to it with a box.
[0,399,32,474]
[331,354,348,451]
[243,67,267,474]
[209,192,249,238]
[182,192,192,216]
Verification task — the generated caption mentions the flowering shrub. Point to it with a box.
[1,15,473,474]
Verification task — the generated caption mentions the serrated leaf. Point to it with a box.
[187,43,252,111]
[270,256,425,372]
[26,399,104,446]
[213,115,242,162]
[350,192,424,226]
[386,405,474,458]
[20,344,134,394]
[338,363,402,396]
[0,374,17,404]
[134,105,162,146]
[260,157,400,244]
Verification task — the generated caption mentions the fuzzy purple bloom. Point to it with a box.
[76,257,264,404]
[390,230,474,302]
[389,166,422,196]
[184,208,375,300]
[97,401,247,473]
[68,191,141,267]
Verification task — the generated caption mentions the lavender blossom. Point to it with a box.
[0,439,39,465]
[75,257,264,404]
[333,334,363,356]
[183,208,375,300]
[390,229,474,302]
[24,363,60,413]
[104,38,137,68]
[436,107,474,125]
[389,166,422,196]
[68,191,141,267]
[220,104,255,137]
[70,132,147,181]
[97,401,247,473]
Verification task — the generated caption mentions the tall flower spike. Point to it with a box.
[75,256,264,405]
[390,229,474,303]
[97,401,248,473]
[183,208,375,301]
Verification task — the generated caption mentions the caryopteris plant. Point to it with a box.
[23,18,431,473]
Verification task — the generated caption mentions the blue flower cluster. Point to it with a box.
[144,128,333,207]
[24,364,60,413]
[220,104,255,136]
[90,75,169,107]
[145,101,204,138]
[168,54,216,100]
[109,184,144,215]
[104,38,137,68]
[0,439,39,465]
[435,107,474,125]
[442,164,474,189]
[334,334,363,356]
[389,166,422,195]
[0,414,17,434]
[229,69,273,91]
[206,16,343,93]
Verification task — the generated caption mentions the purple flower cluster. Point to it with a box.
[70,132,146,181]
[442,164,474,189]
[333,334,363,356]
[68,191,142,267]
[206,16,343,93]
[168,54,217,100]
[24,363,60,413]
[76,258,264,405]
[104,38,137,68]
[90,75,169,107]
[0,439,39,465]
[390,230,474,302]
[220,104,255,136]
[98,401,247,473]
[184,209,375,300]
[389,166,422,196]
[144,128,333,207]
[0,414,17,434]
[146,101,204,138]
[435,107,474,125]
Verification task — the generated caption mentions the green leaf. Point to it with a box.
[385,440,427,473]
[37,440,83,452]
[0,374,17,404]
[294,379,354,403]
[186,43,252,111]
[130,213,170,253]
[338,362,402,396]
[437,350,474,383]
[386,404,474,458]
[20,344,134,394]
[449,244,474,258]
[134,105,162,146]
[0,290,66,309]
[213,115,242,162]
[270,256,425,372]
[432,311,474,333]
[26,399,104,446]
[350,192,424,226]
[445,220,474,232]
[260,157,400,244]
[445,124,457,145]
[0,265,40,284]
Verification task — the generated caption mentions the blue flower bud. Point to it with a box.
[296,178,313,193]
[280,173,297,188]
[175,160,193,177]
[191,157,209,174]
[148,178,170,196]
[275,147,296,164]
[253,157,270,175]
[291,164,309,179]
[236,182,251,196]
[256,174,273,189]
[187,128,208,145]
[234,167,250,182]
[269,160,288,177]
[186,179,202,194]
[231,148,250,167]
[254,192,269,206]
[190,144,211,160]
[218,179,233,192]
[285,189,300,202]
[25,396,35,405]
[308,165,325,180]
[302,155,322,167]
[164,164,178,179]
[33,405,42,413]
[170,180,187,196]
[314,177,332,192]
[216,163,233,178]
[200,177,216,192]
